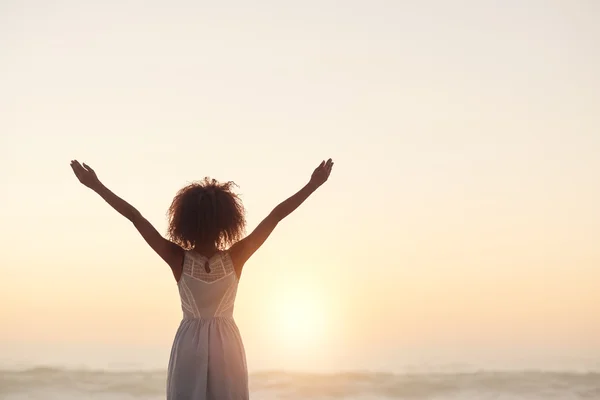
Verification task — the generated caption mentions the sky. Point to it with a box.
[1,0,599,372]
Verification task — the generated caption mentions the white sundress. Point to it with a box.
[167,250,248,400]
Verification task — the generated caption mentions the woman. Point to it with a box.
[70,158,334,399]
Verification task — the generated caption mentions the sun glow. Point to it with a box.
[272,288,327,349]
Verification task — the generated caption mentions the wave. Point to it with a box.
[2,367,600,399]
[251,370,600,399]
[0,367,166,397]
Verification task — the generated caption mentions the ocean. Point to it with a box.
[1,367,599,399]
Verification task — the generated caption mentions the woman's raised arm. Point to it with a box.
[70,160,183,277]
[229,158,334,276]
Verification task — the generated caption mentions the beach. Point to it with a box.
[2,1,600,399]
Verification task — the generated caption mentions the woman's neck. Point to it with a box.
[193,243,219,258]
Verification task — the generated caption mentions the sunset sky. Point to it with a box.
[1,0,599,372]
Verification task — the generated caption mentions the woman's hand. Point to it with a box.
[309,158,334,189]
[70,160,101,190]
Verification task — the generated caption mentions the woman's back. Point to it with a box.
[168,250,248,399]
[177,250,239,319]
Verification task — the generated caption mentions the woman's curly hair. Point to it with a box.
[167,178,246,250]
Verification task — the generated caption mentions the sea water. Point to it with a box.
[2,366,599,399]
